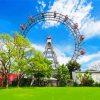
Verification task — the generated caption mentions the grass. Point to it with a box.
[0,87,100,100]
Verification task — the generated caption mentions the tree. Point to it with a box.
[0,33,54,87]
[56,64,70,86]
[30,52,53,86]
[12,33,35,87]
[0,33,36,87]
[0,34,14,88]
[66,60,80,79]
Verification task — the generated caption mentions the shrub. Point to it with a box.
[56,64,70,87]
[77,71,94,86]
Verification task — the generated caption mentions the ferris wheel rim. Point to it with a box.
[20,11,85,61]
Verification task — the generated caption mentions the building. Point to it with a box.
[72,71,100,83]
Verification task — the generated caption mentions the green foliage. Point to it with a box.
[14,33,30,48]
[1,33,95,87]
[67,60,80,79]
[94,82,100,87]
[30,52,53,86]
[0,34,14,87]
[77,71,94,86]
[0,33,35,87]
[12,33,36,86]
[56,64,70,86]
[0,33,54,87]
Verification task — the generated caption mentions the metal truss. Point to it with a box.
[43,36,59,69]
[20,11,85,61]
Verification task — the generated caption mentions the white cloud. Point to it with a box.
[89,60,100,71]
[32,43,100,65]
[32,43,71,64]
[41,1,46,8]
[42,0,92,28]
[38,0,100,39]
[37,0,46,12]
[32,44,45,52]
[31,44,100,66]
[42,21,60,29]
[81,20,100,39]
[38,1,46,8]
[55,47,71,64]
[78,51,100,64]
[77,51,100,70]
[58,56,70,65]
[36,6,39,12]
[0,40,8,51]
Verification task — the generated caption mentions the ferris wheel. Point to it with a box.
[20,11,85,61]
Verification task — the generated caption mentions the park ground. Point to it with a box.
[0,87,100,100]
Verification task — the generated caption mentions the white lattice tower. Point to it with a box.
[43,36,59,70]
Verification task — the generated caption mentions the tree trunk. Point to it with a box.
[30,76,34,86]
[3,74,9,88]
[2,73,9,88]
[6,79,9,88]
[0,74,3,87]
[70,71,72,79]
[17,79,20,87]
[17,75,21,87]
[6,73,9,88]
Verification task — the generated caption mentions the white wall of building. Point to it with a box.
[72,71,100,83]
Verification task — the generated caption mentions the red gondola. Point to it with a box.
[30,16,34,22]
[20,24,26,30]
[74,23,78,29]
[54,11,56,18]
[42,11,44,17]
[80,49,85,55]
[80,35,84,41]
[64,15,68,21]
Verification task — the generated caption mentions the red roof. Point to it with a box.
[0,74,17,81]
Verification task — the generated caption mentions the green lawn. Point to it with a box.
[0,87,100,100]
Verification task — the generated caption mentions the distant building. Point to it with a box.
[72,70,100,83]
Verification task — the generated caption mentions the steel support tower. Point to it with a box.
[43,36,59,70]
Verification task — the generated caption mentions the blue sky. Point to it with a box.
[0,0,100,70]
